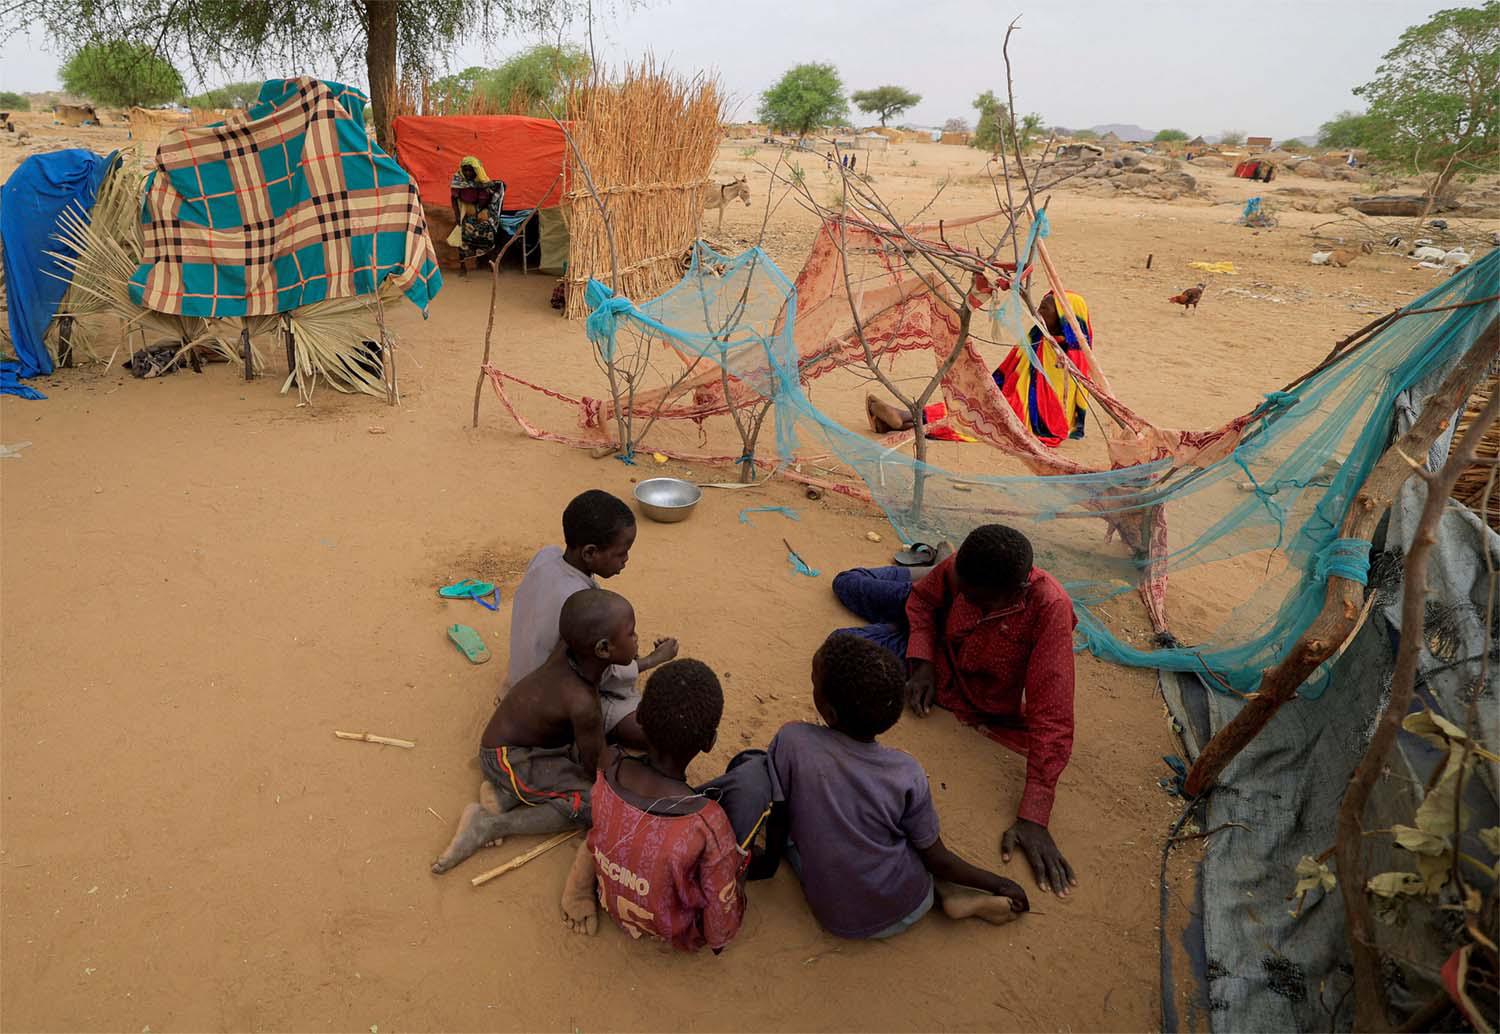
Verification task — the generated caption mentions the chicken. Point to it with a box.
[1168,283,1205,313]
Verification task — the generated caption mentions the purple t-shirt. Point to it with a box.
[769,721,940,938]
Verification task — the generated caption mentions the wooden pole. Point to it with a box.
[334,730,415,748]
[58,316,75,369]
[282,313,296,385]
[469,829,579,887]
[240,324,253,380]
[1184,319,1499,796]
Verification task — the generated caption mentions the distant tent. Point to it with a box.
[393,114,570,274]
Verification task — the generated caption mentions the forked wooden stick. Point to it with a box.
[334,731,416,749]
[1184,319,1499,795]
[470,829,580,887]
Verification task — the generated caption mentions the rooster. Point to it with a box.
[1168,283,1206,313]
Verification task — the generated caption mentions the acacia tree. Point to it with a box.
[1218,129,1244,146]
[1153,128,1188,142]
[758,63,847,138]
[1,0,576,151]
[1352,1,1499,196]
[60,39,184,107]
[971,90,1006,150]
[851,85,920,127]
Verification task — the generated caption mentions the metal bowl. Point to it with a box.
[633,477,702,523]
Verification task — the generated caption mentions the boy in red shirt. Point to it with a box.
[563,659,747,952]
[831,524,1079,898]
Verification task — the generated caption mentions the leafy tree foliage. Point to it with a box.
[1352,1,1499,195]
[60,39,184,107]
[1,0,576,150]
[758,63,847,137]
[851,85,920,127]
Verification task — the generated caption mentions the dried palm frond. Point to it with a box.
[47,165,252,373]
[283,288,400,404]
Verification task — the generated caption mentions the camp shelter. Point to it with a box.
[392,114,570,274]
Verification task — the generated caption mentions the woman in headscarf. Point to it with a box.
[992,290,1093,446]
[448,156,505,277]
[864,290,1094,448]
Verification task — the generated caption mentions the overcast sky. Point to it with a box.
[0,0,1455,138]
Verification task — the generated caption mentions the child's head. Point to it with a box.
[562,489,637,578]
[638,658,723,762]
[811,632,905,741]
[955,524,1033,612]
[559,588,637,667]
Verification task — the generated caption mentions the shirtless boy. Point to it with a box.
[431,588,637,873]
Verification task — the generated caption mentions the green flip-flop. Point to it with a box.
[439,578,496,599]
[447,624,491,664]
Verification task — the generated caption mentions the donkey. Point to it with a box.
[703,176,751,233]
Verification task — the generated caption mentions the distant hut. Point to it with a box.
[1246,135,1273,152]
[1187,135,1207,148]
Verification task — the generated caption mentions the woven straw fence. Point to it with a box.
[560,65,724,317]
[1453,373,1498,529]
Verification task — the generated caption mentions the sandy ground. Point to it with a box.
[3,122,1495,1032]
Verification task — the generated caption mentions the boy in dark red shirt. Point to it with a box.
[762,633,1027,938]
[563,659,747,952]
[831,525,1079,898]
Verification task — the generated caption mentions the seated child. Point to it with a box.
[506,489,676,742]
[431,588,638,873]
[562,658,747,953]
[763,632,1029,938]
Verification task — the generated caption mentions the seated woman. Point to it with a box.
[448,156,506,277]
[865,291,1094,448]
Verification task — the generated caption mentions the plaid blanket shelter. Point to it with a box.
[129,78,442,318]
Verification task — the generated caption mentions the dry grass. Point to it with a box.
[560,62,724,316]
[1453,374,1498,528]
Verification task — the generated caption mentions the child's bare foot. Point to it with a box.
[430,802,504,874]
[865,394,912,435]
[561,840,599,936]
[940,887,1022,925]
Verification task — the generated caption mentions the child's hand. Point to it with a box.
[993,877,1029,914]
[641,637,679,669]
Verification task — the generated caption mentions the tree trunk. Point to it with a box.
[365,0,398,155]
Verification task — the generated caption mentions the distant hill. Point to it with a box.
[1089,123,1155,141]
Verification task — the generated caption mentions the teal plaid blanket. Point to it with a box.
[130,78,442,317]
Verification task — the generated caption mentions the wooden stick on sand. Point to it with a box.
[334,731,416,749]
[470,830,580,887]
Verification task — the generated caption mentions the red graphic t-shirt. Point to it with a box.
[587,771,747,952]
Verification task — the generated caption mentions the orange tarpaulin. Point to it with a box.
[392,115,567,210]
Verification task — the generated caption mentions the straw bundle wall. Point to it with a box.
[561,64,724,317]
[1453,373,1498,529]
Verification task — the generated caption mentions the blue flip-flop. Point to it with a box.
[438,578,495,599]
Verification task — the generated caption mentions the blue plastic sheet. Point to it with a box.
[0,149,113,393]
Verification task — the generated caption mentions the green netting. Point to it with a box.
[583,241,1497,696]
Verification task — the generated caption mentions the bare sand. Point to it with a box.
[3,122,1493,1032]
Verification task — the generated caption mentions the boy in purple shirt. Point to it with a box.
[763,633,1028,938]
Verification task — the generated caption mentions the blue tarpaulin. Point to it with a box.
[0,148,114,396]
